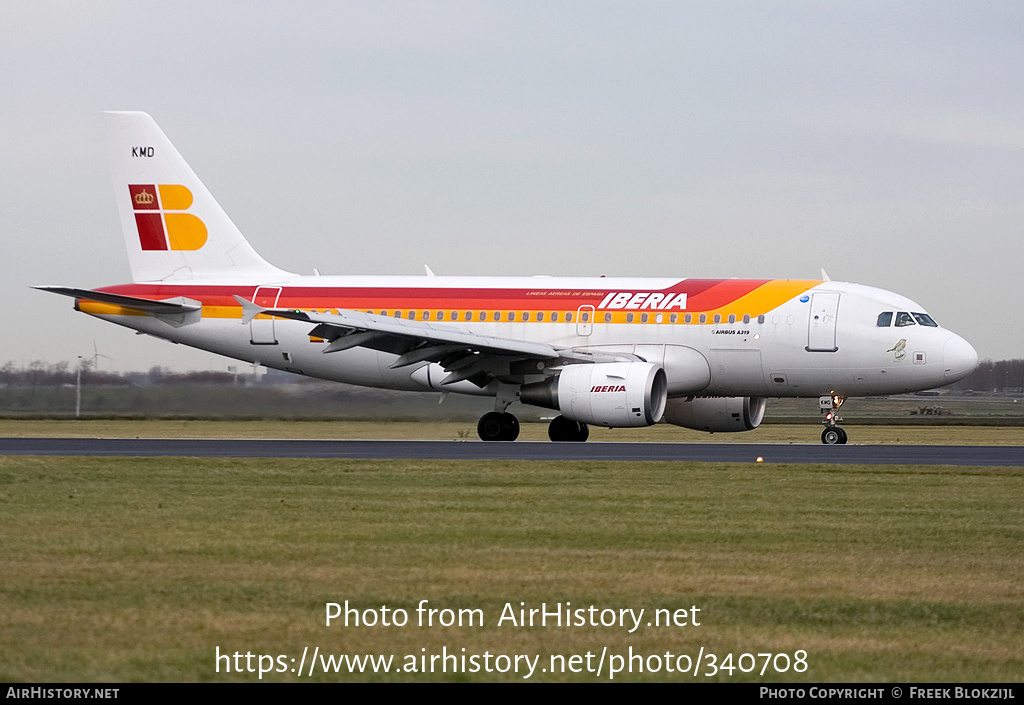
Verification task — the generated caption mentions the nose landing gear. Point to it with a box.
[821,426,847,445]
[819,394,848,444]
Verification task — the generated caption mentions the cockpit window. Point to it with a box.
[876,311,893,327]
[912,312,938,327]
[895,311,916,327]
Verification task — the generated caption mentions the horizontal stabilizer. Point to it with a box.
[36,286,202,314]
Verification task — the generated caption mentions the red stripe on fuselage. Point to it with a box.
[686,279,771,311]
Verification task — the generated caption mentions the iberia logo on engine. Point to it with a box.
[129,184,208,251]
[591,385,627,393]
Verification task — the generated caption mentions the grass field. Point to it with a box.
[1,418,1023,445]
[1,454,1022,682]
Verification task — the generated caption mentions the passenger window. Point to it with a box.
[670,313,678,323]
[566,313,573,322]
[757,314,765,324]
[876,311,893,327]
[552,312,559,322]
[713,314,721,324]
[394,311,402,318]
[626,313,634,323]
[523,312,530,322]
[507,312,515,321]
[912,312,938,327]
[895,312,916,327]
[492,312,500,321]
[603,313,611,323]
[537,312,544,322]
[728,314,736,323]
[640,313,649,323]
[698,314,707,324]
[684,314,692,323]
[408,311,416,320]
[743,314,750,324]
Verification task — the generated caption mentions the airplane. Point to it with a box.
[38,112,979,444]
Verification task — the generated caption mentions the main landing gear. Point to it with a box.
[477,384,521,441]
[819,394,848,445]
[547,415,589,442]
[476,411,590,442]
[477,411,520,442]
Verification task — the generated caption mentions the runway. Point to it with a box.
[2,438,1023,465]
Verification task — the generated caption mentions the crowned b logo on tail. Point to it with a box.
[129,184,208,251]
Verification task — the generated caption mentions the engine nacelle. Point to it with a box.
[662,396,766,432]
[520,361,668,427]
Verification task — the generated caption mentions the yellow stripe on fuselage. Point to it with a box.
[78,301,148,317]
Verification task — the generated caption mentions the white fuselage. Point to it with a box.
[82,275,978,401]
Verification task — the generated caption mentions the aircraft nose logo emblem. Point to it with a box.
[887,338,907,361]
[129,184,208,251]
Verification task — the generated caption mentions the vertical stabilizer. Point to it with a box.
[105,111,290,283]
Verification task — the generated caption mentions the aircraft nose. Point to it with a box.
[943,333,978,383]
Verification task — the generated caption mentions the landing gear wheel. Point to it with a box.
[500,413,520,442]
[548,415,590,442]
[822,427,845,445]
[478,412,520,441]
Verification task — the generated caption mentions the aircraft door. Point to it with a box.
[806,292,840,352]
[576,305,595,336]
[250,286,282,345]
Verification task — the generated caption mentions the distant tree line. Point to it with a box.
[1,358,1022,393]
[0,361,239,388]
[949,359,1024,393]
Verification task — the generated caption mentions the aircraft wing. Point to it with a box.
[234,296,619,387]
[36,286,202,315]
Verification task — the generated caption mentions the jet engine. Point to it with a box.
[520,361,668,427]
[662,396,766,432]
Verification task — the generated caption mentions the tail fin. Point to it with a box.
[105,111,290,283]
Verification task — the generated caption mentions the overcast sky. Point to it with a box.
[3,1,1023,371]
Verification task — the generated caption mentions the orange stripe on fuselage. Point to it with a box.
[698,280,821,317]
